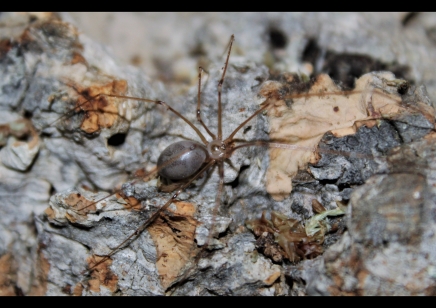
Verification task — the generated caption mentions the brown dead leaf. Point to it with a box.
[148,201,200,290]
[261,73,431,200]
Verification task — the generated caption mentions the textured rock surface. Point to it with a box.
[292,137,436,295]
[0,12,435,296]
[261,78,436,295]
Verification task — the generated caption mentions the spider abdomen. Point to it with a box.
[157,140,208,181]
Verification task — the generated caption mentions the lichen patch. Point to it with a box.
[44,206,56,221]
[68,79,128,134]
[116,192,143,211]
[64,192,98,215]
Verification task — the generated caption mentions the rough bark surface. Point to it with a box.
[1,12,436,296]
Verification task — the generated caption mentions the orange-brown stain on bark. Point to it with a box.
[86,256,119,293]
[148,201,200,289]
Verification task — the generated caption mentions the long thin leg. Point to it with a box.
[40,93,102,131]
[75,146,200,213]
[83,160,216,275]
[217,35,235,140]
[225,90,357,143]
[225,99,271,142]
[166,160,225,293]
[230,140,375,160]
[41,93,209,145]
[225,83,405,143]
[197,67,216,139]
[208,159,225,247]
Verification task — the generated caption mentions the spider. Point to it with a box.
[1,13,434,296]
